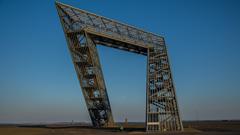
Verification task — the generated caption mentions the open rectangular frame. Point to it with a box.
[56,2,183,132]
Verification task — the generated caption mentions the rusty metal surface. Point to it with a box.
[56,1,183,132]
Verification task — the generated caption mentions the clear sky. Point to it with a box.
[0,0,240,123]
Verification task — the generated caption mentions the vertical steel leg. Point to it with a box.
[146,44,183,132]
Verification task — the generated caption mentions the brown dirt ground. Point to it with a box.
[0,121,240,135]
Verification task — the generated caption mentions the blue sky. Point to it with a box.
[0,0,240,123]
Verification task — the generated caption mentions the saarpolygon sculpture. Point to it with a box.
[56,2,183,132]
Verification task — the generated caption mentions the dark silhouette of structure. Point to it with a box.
[56,2,183,132]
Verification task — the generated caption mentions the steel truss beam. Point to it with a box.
[56,1,183,132]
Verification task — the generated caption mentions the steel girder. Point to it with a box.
[56,1,183,132]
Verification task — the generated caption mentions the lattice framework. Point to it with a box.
[56,2,183,132]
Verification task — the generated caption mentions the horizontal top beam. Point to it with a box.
[56,2,165,51]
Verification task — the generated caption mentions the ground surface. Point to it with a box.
[0,121,240,135]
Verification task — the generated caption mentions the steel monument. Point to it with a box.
[56,2,183,132]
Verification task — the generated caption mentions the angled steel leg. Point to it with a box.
[65,31,114,127]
